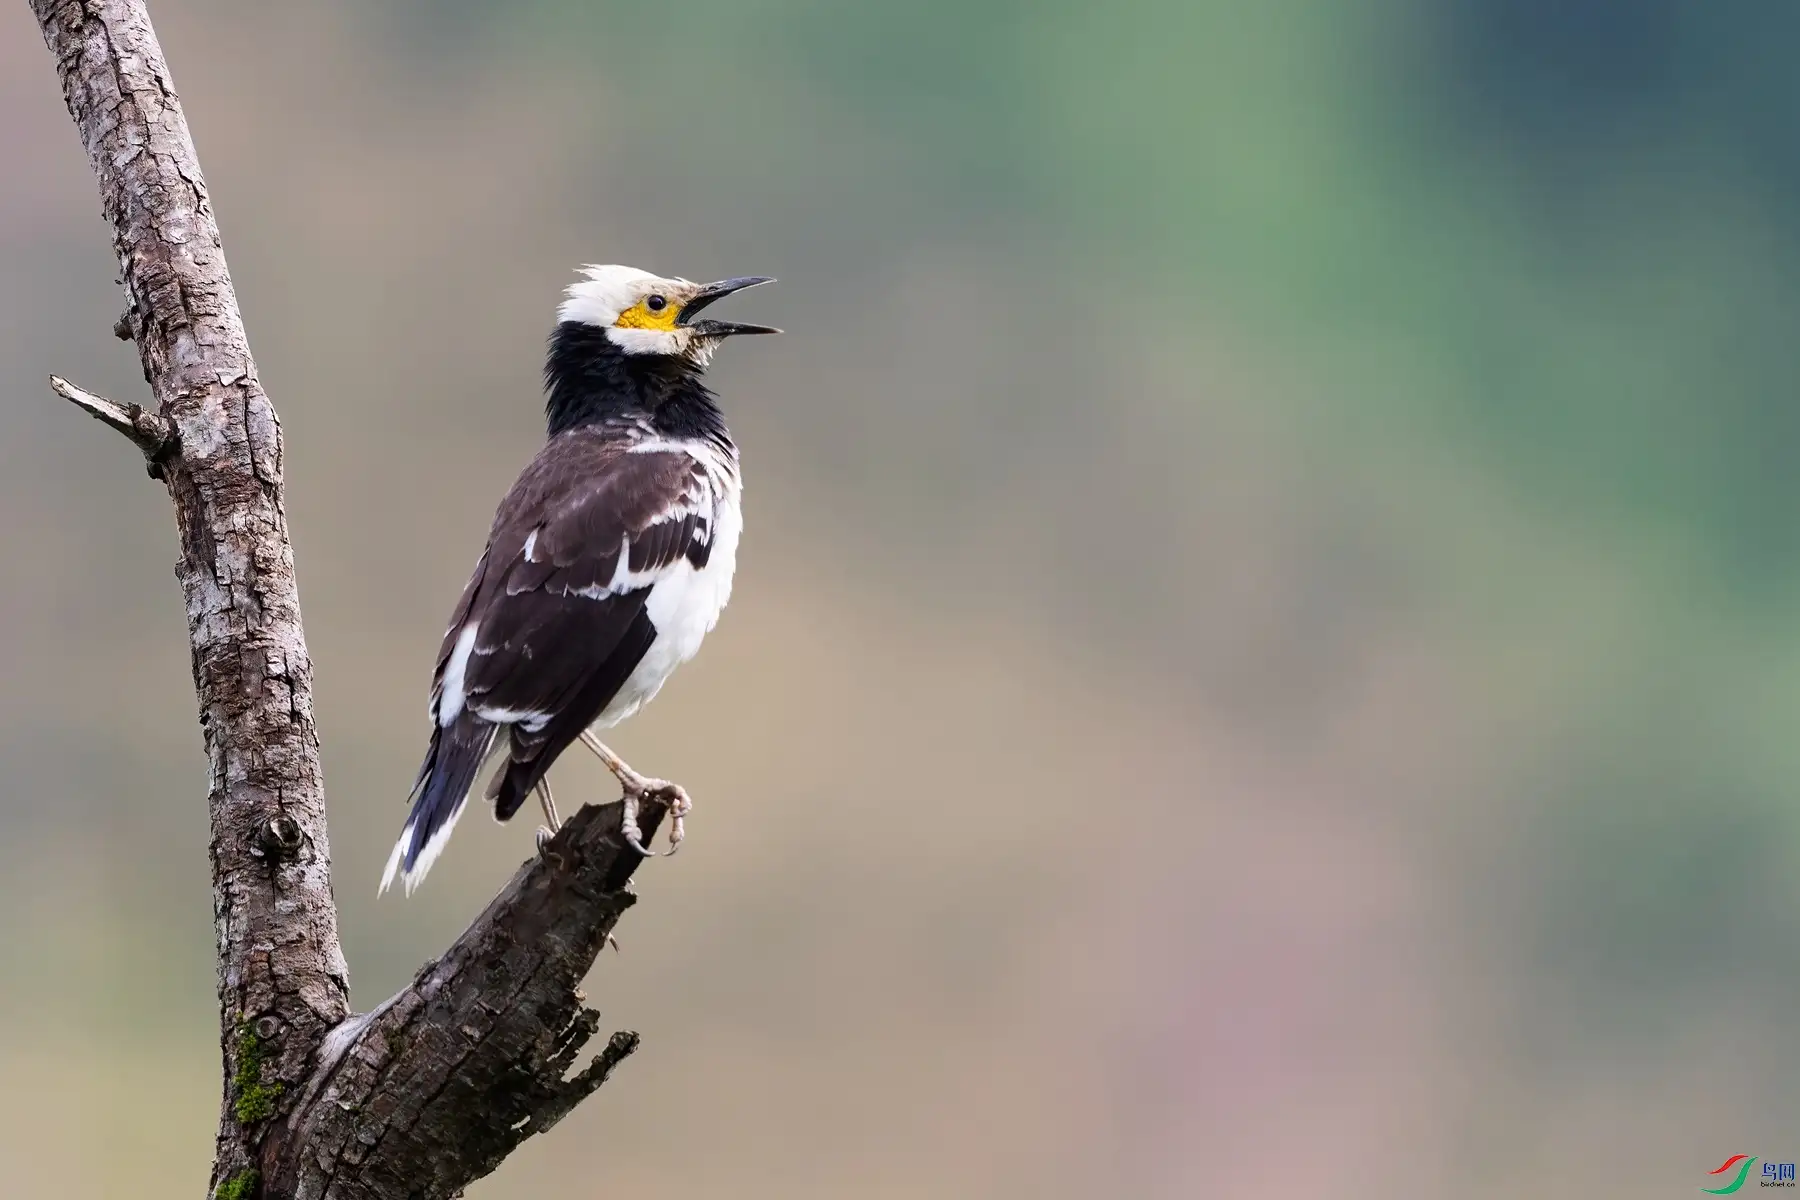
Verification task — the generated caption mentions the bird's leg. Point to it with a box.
[537,777,563,831]
[578,730,692,857]
[533,778,562,853]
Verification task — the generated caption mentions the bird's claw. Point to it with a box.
[578,733,692,858]
[619,781,692,857]
[619,793,655,857]
[659,784,691,857]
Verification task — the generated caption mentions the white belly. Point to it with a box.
[591,489,741,729]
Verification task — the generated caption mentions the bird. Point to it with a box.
[380,264,778,895]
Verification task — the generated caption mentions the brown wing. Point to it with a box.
[424,427,716,815]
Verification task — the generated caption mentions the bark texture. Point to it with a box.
[32,0,352,1191]
[31,2,653,1196]
[267,803,661,1200]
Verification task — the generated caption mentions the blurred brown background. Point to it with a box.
[5,2,1799,1196]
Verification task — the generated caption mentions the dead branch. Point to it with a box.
[48,373,174,456]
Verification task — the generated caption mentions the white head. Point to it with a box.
[557,264,779,362]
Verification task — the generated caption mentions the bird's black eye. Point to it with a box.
[645,294,667,312]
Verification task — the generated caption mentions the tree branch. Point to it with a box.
[268,803,662,1199]
[31,3,657,1196]
[48,373,176,470]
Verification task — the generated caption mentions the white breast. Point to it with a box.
[591,474,742,729]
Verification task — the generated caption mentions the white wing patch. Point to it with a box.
[549,466,721,601]
[437,624,480,727]
[472,706,551,732]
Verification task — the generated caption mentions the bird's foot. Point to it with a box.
[579,731,692,857]
[620,778,692,858]
[532,779,564,858]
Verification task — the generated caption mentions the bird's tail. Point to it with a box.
[381,716,497,896]
[486,726,557,826]
[487,755,540,826]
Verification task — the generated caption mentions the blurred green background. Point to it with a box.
[3,1,1797,1196]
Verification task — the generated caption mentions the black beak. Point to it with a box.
[679,276,780,337]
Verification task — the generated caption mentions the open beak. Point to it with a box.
[679,276,780,337]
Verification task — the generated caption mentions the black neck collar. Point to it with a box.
[543,321,730,445]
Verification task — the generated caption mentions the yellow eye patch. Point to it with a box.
[613,297,681,331]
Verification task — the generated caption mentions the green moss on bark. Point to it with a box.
[214,1168,259,1200]
[231,1021,283,1124]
